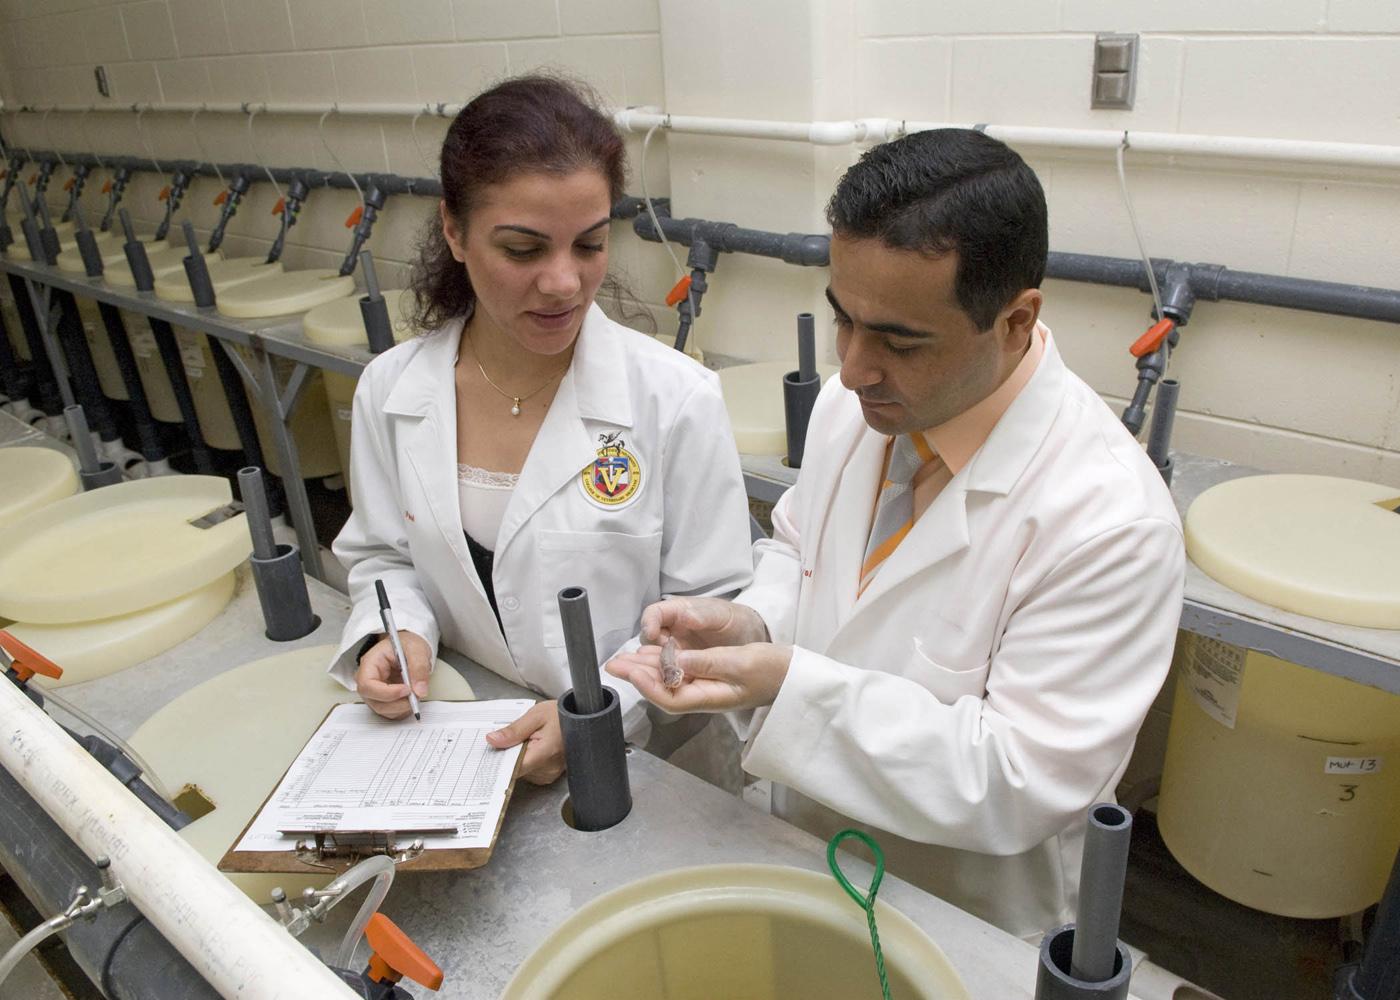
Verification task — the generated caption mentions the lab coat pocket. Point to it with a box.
[539,529,664,649]
[910,637,991,704]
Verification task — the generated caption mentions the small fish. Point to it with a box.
[661,637,684,690]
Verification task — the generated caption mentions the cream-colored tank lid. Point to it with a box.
[0,474,253,625]
[104,245,222,289]
[4,211,75,238]
[717,360,841,456]
[1186,474,1400,629]
[154,256,282,302]
[215,268,356,319]
[0,447,78,530]
[5,230,75,262]
[54,232,136,274]
[302,288,417,347]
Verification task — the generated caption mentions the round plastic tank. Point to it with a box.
[1158,474,1400,917]
[127,644,476,901]
[717,361,840,456]
[153,257,283,451]
[302,289,418,482]
[107,245,223,425]
[0,474,252,625]
[15,572,236,687]
[501,864,969,1000]
[0,446,77,530]
[213,269,357,480]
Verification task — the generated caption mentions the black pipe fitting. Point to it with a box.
[337,181,389,276]
[153,168,193,243]
[266,175,310,264]
[61,162,90,223]
[206,171,251,253]
[100,165,133,232]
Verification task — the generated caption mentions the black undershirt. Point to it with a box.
[465,531,504,634]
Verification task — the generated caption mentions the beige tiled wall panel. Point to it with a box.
[167,0,231,58]
[950,35,1185,131]
[1179,38,1400,144]
[857,0,1060,37]
[854,38,952,121]
[1327,0,1400,31]
[1062,0,1326,33]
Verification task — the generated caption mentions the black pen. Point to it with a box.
[375,579,421,722]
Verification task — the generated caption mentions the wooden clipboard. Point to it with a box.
[218,701,525,876]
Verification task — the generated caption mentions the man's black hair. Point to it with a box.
[826,128,1048,331]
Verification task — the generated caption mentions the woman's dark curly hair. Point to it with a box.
[409,75,628,331]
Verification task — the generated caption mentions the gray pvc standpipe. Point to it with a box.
[239,467,319,641]
[784,311,821,469]
[1146,379,1179,485]
[359,250,395,354]
[1072,804,1133,983]
[64,405,121,490]
[557,685,632,832]
[181,221,215,307]
[1036,927,1132,1000]
[555,586,631,831]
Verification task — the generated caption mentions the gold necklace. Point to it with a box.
[465,331,569,417]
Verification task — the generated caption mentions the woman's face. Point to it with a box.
[441,169,613,357]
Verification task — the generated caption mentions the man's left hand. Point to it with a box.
[606,643,793,713]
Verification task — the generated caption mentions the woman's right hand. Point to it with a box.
[355,631,433,719]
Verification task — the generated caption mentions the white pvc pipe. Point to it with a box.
[7,102,1400,172]
[0,679,361,1000]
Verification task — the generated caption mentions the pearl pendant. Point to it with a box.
[511,398,522,416]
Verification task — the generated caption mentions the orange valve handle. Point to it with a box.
[272,197,285,215]
[63,178,75,192]
[345,205,363,228]
[664,274,692,307]
[364,913,443,989]
[101,179,113,194]
[158,185,171,202]
[0,630,64,683]
[213,191,228,206]
[1130,318,1175,358]
[27,173,36,185]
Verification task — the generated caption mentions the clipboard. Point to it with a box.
[218,700,526,877]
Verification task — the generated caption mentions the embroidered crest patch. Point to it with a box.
[580,431,643,509]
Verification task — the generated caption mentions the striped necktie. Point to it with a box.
[858,434,933,596]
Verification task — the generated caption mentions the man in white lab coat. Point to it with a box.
[608,128,1186,937]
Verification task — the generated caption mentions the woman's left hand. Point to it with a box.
[486,701,565,785]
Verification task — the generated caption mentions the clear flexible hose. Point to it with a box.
[0,914,68,985]
[41,686,174,803]
[327,854,397,970]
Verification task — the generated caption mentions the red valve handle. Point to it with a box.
[1130,318,1175,358]
[0,630,64,683]
[364,913,443,989]
[665,275,692,307]
[345,205,363,228]
[272,197,285,215]
[213,191,228,206]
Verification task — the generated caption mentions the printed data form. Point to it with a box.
[237,700,532,852]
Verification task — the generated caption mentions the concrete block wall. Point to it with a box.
[0,0,1396,480]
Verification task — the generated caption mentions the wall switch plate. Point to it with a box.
[1092,34,1137,110]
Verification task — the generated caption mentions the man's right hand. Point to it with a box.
[355,631,433,719]
[640,597,769,651]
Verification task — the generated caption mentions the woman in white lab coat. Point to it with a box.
[329,76,753,783]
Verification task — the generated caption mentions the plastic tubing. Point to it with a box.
[0,913,68,985]
[40,685,173,804]
[324,854,396,970]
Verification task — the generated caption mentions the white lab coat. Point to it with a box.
[330,304,754,739]
[734,329,1185,938]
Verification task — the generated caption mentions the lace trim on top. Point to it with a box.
[457,463,520,489]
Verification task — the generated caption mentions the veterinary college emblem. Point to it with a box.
[580,432,643,509]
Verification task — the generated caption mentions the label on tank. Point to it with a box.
[1185,636,1245,729]
[336,407,352,422]
[181,344,204,380]
[132,331,156,358]
[1325,756,1382,775]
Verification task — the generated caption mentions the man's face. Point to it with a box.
[828,233,1040,436]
